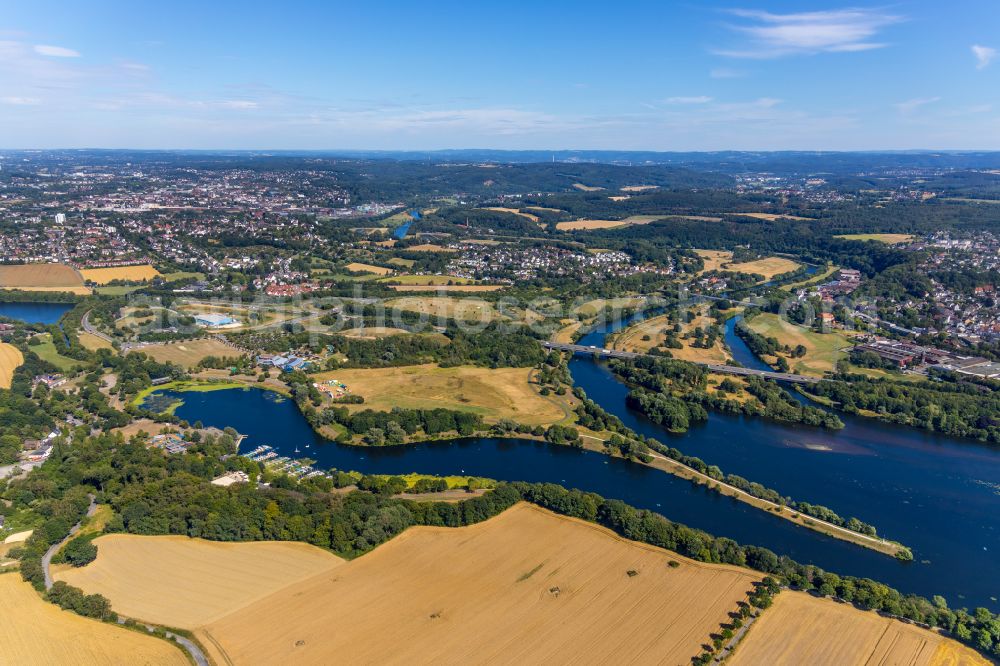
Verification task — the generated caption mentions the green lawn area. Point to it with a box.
[96,285,143,296]
[30,333,82,371]
[746,314,852,377]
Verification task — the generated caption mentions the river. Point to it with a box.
[0,301,74,325]
[161,313,1000,609]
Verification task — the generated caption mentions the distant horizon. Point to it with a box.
[4,147,1000,155]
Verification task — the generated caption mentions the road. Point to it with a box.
[40,494,209,665]
[81,310,113,345]
[42,494,96,591]
[542,341,821,384]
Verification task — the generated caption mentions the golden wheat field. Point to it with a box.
[730,591,988,666]
[403,243,457,252]
[0,574,187,666]
[0,263,90,295]
[78,331,113,351]
[311,364,566,425]
[196,503,760,666]
[483,207,541,222]
[80,264,161,284]
[55,535,344,628]
[556,215,664,231]
[727,256,801,279]
[0,342,24,389]
[344,262,393,275]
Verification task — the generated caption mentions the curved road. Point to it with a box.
[81,310,114,345]
[41,495,209,666]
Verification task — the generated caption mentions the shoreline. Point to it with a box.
[134,378,911,559]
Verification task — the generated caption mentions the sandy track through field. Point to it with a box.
[197,503,760,665]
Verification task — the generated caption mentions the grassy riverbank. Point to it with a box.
[576,436,911,560]
[130,380,253,411]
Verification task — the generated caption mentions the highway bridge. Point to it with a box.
[541,341,821,384]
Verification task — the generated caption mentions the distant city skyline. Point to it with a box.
[1,1,998,150]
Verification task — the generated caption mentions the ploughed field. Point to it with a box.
[0,574,187,665]
[729,591,988,666]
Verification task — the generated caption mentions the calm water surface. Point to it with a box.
[164,312,1000,609]
[0,301,73,324]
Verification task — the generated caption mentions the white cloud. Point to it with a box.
[664,96,713,104]
[33,44,80,58]
[1,96,40,105]
[716,8,902,58]
[896,97,941,114]
[972,44,996,70]
[710,67,743,79]
[216,100,258,109]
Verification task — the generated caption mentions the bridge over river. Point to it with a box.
[541,341,821,384]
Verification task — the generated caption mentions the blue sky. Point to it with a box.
[1,1,998,150]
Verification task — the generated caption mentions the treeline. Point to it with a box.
[610,356,842,431]
[808,377,1000,443]
[317,406,484,444]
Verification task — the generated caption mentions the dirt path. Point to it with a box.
[43,494,96,591]
[41,495,209,666]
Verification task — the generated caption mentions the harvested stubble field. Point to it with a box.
[403,243,457,253]
[0,262,90,295]
[340,326,411,338]
[56,535,344,628]
[729,591,988,666]
[483,206,541,222]
[80,264,161,284]
[128,338,243,368]
[694,250,800,279]
[312,364,568,425]
[727,256,801,279]
[0,574,187,666]
[556,214,664,231]
[0,341,24,389]
[835,233,915,244]
[78,330,113,351]
[385,296,507,322]
[196,503,761,665]
[344,262,393,275]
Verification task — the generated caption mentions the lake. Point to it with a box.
[159,314,1000,609]
[0,301,73,325]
